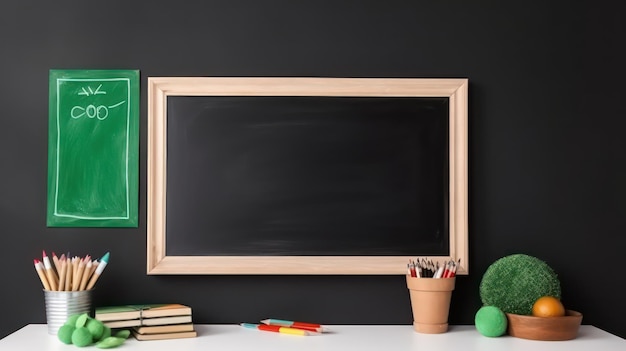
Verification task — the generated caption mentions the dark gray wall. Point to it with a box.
[1,0,625,339]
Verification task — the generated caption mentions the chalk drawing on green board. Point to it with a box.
[47,70,139,227]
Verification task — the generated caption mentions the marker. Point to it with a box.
[34,259,51,290]
[86,252,109,290]
[260,319,325,332]
[240,323,318,336]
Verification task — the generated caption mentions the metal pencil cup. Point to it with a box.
[406,276,455,334]
[43,290,92,335]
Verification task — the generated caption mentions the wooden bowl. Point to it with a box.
[506,310,583,341]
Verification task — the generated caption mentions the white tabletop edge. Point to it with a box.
[0,324,623,351]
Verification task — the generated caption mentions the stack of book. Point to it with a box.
[95,304,197,341]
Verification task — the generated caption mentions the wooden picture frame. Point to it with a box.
[147,77,468,275]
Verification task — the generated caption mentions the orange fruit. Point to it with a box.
[532,296,565,317]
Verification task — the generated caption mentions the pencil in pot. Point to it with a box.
[41,251,58,291]
[32,251,110,291]
[33,259,51,290]
[86,252,109,290]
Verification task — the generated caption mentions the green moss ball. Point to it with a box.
[71,327,93,347]
[57,324,75,344]
[475,306,508,337]
[479,254,561,315]
[86,319,105,340]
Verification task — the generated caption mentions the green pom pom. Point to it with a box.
[75,313,89,328]
[65,314,81,327]
[57,324,75,344]
[114,329,130,339]
[99,326,112,341]
[86,319,105,340]
[479,254,561,315]
[475,306,508,337]
[96,336,125,349]
[72,327,93,347]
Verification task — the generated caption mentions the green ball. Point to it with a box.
[86,319,105,340]
[57,324,75,344]
[71,327,93,347]
[475,306,508,337]
[479,254,561,315]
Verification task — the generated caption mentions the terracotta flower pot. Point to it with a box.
[406,276,455,334]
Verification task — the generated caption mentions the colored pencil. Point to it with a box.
[51,252,62,274]
[73,257,86,291]
[34,250,110,292]
[79,257,93,291]
[41,251,58,291]
[240,323,319,336]
[64,256,73,291]
[58,257,67,291]
[34,259,51,290]
[260,319,325,332]
[86,252,109,290]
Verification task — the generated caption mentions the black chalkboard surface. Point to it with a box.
[165,96,449,256]
[147,77,468,274]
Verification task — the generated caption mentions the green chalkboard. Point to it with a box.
[47,70,139,227]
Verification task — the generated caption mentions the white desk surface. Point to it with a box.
[0,324,623,350]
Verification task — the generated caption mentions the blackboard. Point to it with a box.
[47,70,139,227]
[166,95,448,255]
[147,77,468,274]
